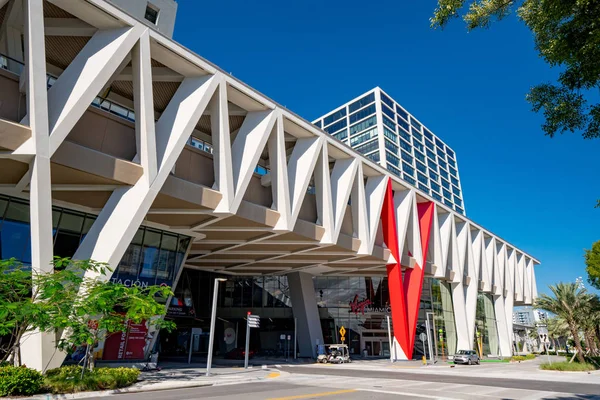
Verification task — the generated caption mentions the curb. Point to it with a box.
[21,370,284,400]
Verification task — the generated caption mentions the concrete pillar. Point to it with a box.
[288,271,323,358]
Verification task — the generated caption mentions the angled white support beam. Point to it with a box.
[361,174,387,255]
[314,143,334,244]
[215,109,277,213]
[329,158,358,244]
[117,66,183,82]
[464,226,482,342]
[210,81,234,212]
[430,206,445,279]
[351,164,369,254]
[44,18,97,36]
[16,25,144,156]
[438,212,452,277]
[74,75,219,279]
[287,136,323,227]
[132,29,157,184]
[268,114,291,230]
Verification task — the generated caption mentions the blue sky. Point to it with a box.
[173,0,600,295]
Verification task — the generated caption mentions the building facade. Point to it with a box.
[0,0,538,371]
[314,88,465,215]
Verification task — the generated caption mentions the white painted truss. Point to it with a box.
[0,0,539,370]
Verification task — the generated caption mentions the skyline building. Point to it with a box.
[314,87,465,215]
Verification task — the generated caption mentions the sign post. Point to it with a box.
[386,316,393,363]
[245,313,260,369]
[419,332,427,365]
[425,318,434,365]
[339,326,346,344]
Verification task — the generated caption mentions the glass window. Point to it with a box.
[438,158,447,170]
[383,126,398,143]
[403,173,416,185]
[413,141,424,153]
[440,169,449,180]
[387,152,400,167]
[427,158,437,171]
[435,137,444,149]
[387,164,401,176]
[399,138,411,152]
[423,128,433,140]
[313,120,321,128]
[410,117,422,131]
[349,104,376,124]
[396,106,408,120]
[323,108,347,127]
[54,211,85,258]
[426,149,436,161]
[448,158,456,168]
[399,126,411,142]
[144,3,159,24]
[444,199,453,208]
[429,170,439,181]
[382,116,396,131]
[1,200,32,264]
[349,116,376,135]
[354,138,379,155]
[397,118,410,132]
[432,192,442,202]
[417,172,428,185]
[350,127,377,146]
[400,150,413,164]
[447,148,455,159]
[436,146,445,157]
[366,151,380,163]
[381,93,394,109]
[382,104,395,120]
[324,118,347,134]
[414,150,426,163]
[452,186,461,196]
[425,139,434,150]
[412,128,423,142]
[156,233,178,282]
[449,166,458,177]
[418,183,429,193]
[430,181,440,193]
[451,176,459,186]
[455,206,464,214]
[384,138,399,154]
[416,160,427,174]
[349,93,375,113]
[441,178,450,190]
[402,162,414,176]
[443,188,452,199]
[139,229,162,281]
[333,129,348,141]
[454,196,462,207]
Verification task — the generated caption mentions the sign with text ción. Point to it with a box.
[247,314,260,328]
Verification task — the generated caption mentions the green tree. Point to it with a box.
[546,316,570,350]
[535,282,594,363]
[431,1,600,141]
[585,240,600,290]
[0,258,175,372]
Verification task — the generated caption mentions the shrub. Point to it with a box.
[540,361,597,372]
[43,366,140,394]
[525,353,536,360]
[0,366,44,397]
[511,356,526,362]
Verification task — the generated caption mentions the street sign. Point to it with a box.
[280,334,286,340]
[340,336,346,342]
[287,335,291,340]
[248,314,260,328]
[419,332,427,342]
[339,326,346,337]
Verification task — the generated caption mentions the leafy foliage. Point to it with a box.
[0,366,44,396]
[540,361,597,371]
[585,240,600,290]
[431,0,600,140]
[43,366,140,393]
[0,257,175,370]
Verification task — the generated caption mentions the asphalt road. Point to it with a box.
[280,365,600,396]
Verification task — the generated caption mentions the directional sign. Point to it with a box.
[339,326,346,337]
[248,314,260,328]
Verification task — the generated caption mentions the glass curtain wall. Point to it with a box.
[474,293,500,356]
[431,279,457,356]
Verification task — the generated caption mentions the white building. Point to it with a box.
[314,88,465,215]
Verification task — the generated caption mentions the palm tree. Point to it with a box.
[535,283,593,363]
[547,316,570,351]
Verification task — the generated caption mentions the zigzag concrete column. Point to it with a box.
[20,0,61,372]
[288,271,324,358]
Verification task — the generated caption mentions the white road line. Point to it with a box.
[356,388,454,399]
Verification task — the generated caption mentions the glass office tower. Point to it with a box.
[313,87,465,215]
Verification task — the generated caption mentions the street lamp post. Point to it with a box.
[206,278,227,377]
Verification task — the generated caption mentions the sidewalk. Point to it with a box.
[23,364,285,400]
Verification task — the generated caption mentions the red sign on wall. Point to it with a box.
[102,320,148,361]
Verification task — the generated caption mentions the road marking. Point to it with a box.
[267,372,280,378]
[356,388,453,399]
[267,389,357,400]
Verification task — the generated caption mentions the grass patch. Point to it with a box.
[540,361,597,372]
[43,366,140,394]
[481,358,510,363]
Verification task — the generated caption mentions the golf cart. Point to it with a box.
[317,344,351,364]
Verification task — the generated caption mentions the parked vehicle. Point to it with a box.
[453,349,480,365]
[225,347,255,360]
[316,344,352,364]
